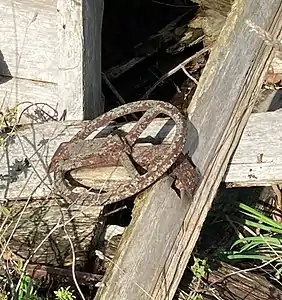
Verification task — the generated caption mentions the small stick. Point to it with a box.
[102,73,126,105]
[102,73,138,120]
[103,205,128,217]
[148,68,181,93]
[141,47,209,99]
[181,66,199,85]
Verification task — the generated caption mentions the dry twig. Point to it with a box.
[141,47,209,99]
[102,73,126,105]
[63,224,85,300]
[181,67,199,85]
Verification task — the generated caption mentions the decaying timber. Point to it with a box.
[95,0,282,299]
[0,110,282,202]
[190,0,282,82]
[0,198,103,266]
[1,105,282,273]
[1,112,282,268]
[177,261,282,300]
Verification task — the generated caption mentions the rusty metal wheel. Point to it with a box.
[49,100,187,205]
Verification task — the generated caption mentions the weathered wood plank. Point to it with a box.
[0,122,105,266]
[156,1,282,298]
[95,177,186,299]
[1,198,102,266]
[224,109,282,186]
[95,0,282,299]
[191,0,282,78]
[1,109,282,201]
[57,0,104,120]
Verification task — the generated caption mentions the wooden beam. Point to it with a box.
[0,78,58,123]
[224,109,282,187]
[95,177,185,299]
[57,0,104,120]
[0,197,103,266]
[95,0,282,299]
[191,0,282,79]
[1,109,282,201]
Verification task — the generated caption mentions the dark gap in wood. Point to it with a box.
[102,0,202,111]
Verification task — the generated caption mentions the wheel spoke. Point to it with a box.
[120,152,140,178]
[125,109,159,146]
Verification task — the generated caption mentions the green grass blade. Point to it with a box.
[222,251,275,261]
[232,236,282,249]
[244,220,282,234]
[239,203,282,229]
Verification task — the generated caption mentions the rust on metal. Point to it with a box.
[49,100,199,205]
[170,153,201,197]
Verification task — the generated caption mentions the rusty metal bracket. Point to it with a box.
[49,100,199,205]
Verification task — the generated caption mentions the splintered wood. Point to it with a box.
[95,0,282,299]
[1,0,282,296]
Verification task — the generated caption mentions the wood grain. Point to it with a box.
[94,177,188,300]
[0,0,57,82]
[156,0,282,298]
[224,110,282,186]
[57,0,104,120]
[0,0,104,122]
[191,0,282,75]
[0,197,102,266]
[1,110,282,201]
[95,0,282,299]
